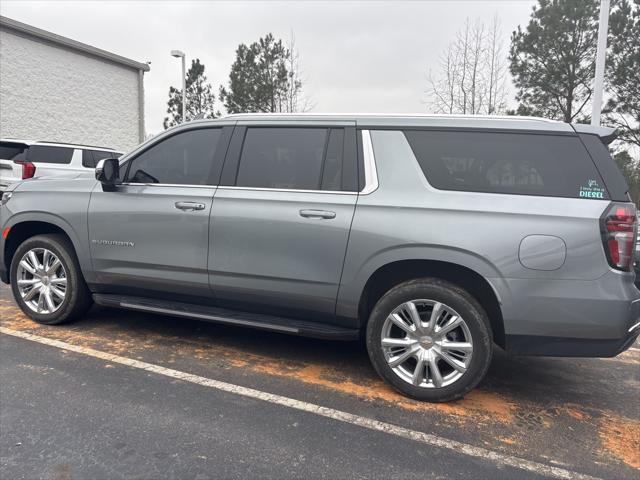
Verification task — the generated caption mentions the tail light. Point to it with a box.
[600,203,637,271]
[14,161,36,179]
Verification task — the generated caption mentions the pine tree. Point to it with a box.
[605,0,640,149]
[220,33,309,113]
[164,59,218,129]
[614,150,640,206]
[509,0,599,122]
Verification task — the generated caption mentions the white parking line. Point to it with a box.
[0,326,601,480]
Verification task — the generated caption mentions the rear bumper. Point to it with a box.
[506,328,639,357]
[499,271,640,357]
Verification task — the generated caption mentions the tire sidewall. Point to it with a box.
[10,235,81,325]
[366,279,492,402]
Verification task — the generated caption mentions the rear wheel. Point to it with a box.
[366,278,492,402]
[10,234,92,325]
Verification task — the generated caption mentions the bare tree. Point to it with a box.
[428,17,507,115]
[485,16,508,114]
[281,32,314,113]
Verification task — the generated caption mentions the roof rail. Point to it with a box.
[35,141,116,150]
[221,112,562,124]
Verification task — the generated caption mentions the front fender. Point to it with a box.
[1,187,93,283]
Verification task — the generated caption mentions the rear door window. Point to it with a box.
[27,146,74,164]
[236,128,327,190]
[321,129,345,191]
[404,130,610,199]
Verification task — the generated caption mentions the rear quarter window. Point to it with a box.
[404,130,610,200]
[0,142,28,161]
[27,146,73,164]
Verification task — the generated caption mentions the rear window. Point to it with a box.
[0,142,28,161]
[404,130,610,200]
[27,146,73,164]
[579,134,630,202]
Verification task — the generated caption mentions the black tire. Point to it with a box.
[10,234,92,325]
[366,278,493,402]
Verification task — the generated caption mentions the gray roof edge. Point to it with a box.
[1,138,119,150]
[215,113,573,132]
[0,15,150,72]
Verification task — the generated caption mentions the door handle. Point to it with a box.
[299,209,336,219]
[175,201,206,211]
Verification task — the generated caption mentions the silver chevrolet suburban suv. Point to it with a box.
[1,114,638,402]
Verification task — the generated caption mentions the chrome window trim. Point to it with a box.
[118,129,379,195]
[361,130,379,195]
[119,183,357,194]
[119,183,357,195]
[119,182,216,189]
[217,186,358,195]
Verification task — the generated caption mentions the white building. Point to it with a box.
[0,16,149,151]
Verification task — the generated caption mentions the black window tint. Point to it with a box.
[83,150,114,168]
[93,150,117,161]
[27,146,73,164]
[236,128,327,189]
[579,134,630,202]
[82,150,95,168]
[404,130,610,200]
[126,128,221,185]
[0,142,28,161]
[321,129,344,191]
[342,127,358,192]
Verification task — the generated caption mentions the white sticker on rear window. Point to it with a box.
[579,179,606,199]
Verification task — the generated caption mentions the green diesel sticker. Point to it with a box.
[579,179,605,199]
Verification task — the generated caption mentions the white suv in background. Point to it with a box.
[635,221,640,288]
[0,139,122,191]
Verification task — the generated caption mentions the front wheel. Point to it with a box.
[10,234,92,325]
[366,278,493,402]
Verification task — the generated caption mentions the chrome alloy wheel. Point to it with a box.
[381,300,473,389]
[16,248,67,314]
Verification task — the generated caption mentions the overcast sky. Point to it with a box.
[1,0,538,134]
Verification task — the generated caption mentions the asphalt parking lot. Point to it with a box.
[1,284,638,480]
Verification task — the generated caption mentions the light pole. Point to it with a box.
[591,0,610,126]
[171,50,186,123]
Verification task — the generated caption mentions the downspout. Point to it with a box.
[138,69,145,144]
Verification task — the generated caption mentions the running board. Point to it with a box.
[92,294,359,341]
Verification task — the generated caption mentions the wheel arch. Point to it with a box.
[3,215,88,284]
[355,259,506,348]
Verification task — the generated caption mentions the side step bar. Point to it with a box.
[92,294,359,341]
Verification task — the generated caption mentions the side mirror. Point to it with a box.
[95,158,120,191]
